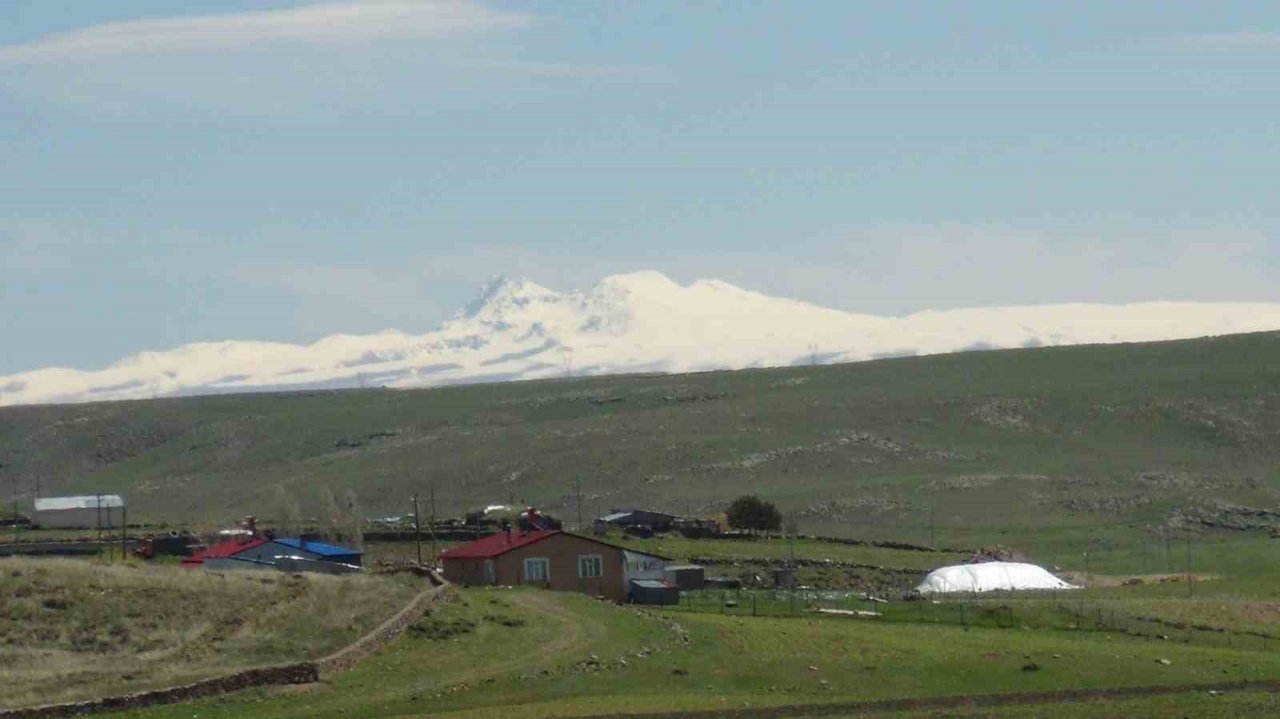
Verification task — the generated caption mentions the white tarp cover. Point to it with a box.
[915,561,1077,594]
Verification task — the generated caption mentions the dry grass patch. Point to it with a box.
[0,557,420,710]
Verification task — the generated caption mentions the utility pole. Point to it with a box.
[412,493,423,567]
[429,484,438,565]
[6,463,16,544]
[575,478,583,530]
[1186,536,1193,598]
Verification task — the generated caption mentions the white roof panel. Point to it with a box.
[34,495,125,511]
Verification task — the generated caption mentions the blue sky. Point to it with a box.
[2,0,1278,374]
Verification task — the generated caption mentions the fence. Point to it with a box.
[667,588,1280,654]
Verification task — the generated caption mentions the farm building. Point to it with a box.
[180,536,265,569]
[664,564,706,590]
[32,495,124,529]
[181,535,363,573]
[597,509,681,533]
[440,529,673,603]
[233,538,363,567]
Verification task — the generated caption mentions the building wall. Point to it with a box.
[442,557,493,586]
[443,533,665,602]
[495,533,628,601]
[33,506,123,530]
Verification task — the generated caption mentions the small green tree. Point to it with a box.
[725,495,783,535]
[273,484,303,538]
[320,488,343,543]
[344,489,364,551]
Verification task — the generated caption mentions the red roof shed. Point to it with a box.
[181,537,268,568]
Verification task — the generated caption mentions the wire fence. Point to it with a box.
[666,588,1280,654]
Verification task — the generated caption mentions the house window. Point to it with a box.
[523,557,550,583]
[578,554,603,578]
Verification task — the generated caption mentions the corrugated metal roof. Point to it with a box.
[181,538,267,566]
[442,530,672,561]
[441,529,559,559]
[629,579,672,588]
[272,537,362,557]
[34,495,124,511]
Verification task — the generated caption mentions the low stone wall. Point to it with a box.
[0,571,450,719]
[315,574,449,676]
[0,664,319,719]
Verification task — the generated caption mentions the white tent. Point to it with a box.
[915,561,1076,594]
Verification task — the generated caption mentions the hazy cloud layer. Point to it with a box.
[0,1,528,64]
[1178,31,1280,50]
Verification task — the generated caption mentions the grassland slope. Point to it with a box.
[3,331,1280,557]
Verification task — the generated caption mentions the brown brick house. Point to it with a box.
[440,529,670,603]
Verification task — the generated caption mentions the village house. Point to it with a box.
[181,535,363,573]
[440,529,673,603]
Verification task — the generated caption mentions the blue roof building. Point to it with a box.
[234,537,363,567]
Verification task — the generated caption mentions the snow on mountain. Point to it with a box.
[4,270,1280,407]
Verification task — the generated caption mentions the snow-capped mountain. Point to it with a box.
[5,270,1280,407]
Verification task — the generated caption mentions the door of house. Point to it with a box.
[483,559,496,585]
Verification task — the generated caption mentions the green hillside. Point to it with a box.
[4,331,1280,564]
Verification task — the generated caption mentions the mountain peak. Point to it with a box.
[591,270,681,295]
[459,275,558,319]
[6,270,1280,407]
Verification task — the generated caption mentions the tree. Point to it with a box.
[320,488,343,543]
[725,495,782,535]
[344,489,364,551]
[273,484,303,538]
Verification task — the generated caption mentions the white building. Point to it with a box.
[32,495,125,530]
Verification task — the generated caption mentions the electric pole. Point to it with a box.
[5,463,16,543]
[575,478,583,531]
[1186,536,1193,598]
[412,493,422,567]
[429,484,437,565]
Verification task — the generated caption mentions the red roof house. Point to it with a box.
[440,530,669,603]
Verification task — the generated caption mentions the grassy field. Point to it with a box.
[818,691,1280,718]
[95,585,1280,719]
[3,331,1280,566]
[7,331,1280,716]
[0,557,422,710]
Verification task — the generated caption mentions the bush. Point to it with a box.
[725,495,782,534]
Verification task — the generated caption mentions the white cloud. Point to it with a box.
[1177,31,1280,51]
[0,1,529,65]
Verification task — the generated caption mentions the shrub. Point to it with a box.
[726,495,782,534]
